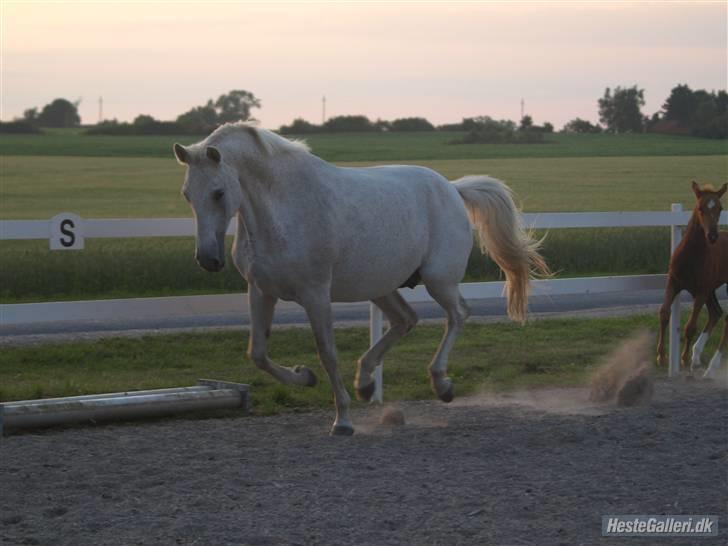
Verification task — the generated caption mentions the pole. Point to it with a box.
[668,203,683,377]
[369,303,384,403]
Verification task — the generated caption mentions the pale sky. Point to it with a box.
[1,1,726,129]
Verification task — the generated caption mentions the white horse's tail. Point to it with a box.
[453,176,549,324]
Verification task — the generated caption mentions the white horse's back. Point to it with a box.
[319,163,473,301]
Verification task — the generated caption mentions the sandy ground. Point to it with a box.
[1,378,726,546]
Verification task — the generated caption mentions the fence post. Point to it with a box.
[668,203,683,378]
[369,303,384,402]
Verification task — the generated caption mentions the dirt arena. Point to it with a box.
[1,379,726,546]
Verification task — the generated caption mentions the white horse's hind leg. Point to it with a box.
[355,291,418,401]
[247,285,318,387]
[300,289,354,435]
[425,282,470,402]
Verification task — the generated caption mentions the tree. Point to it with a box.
[214,90,261,123]
[279,118,320,134]
[562,118,602,134]
[662,84,697,125]
[322,115,375,132]
[519,115,533,131]
[390,117,435,132]
[176,101,218,134]
[598,86,645,133]
[23,107,39,124]
[36,98,81,128]
[654,85,728,139]
[133,114,158,126]
[452,116,544,144]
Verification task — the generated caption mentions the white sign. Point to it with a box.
[50,213,84,250]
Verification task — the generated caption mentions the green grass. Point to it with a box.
[0,237,244,303]
[0,314,673,415]
[1,131,724,302]
[2,154,725,219]
[1,130,726,161]
[296,132,728,162]
[0,229,671,303]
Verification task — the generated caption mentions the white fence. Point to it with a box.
[2,206,727,385]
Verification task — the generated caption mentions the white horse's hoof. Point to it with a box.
[432,377,454,403]
[294,365,318,387]
[330,424,354,436]
[355,381,376,402]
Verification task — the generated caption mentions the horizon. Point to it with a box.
[1,1,726,130]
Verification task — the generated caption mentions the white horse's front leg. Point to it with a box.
[300,289,353,435]
[247,285,318,387]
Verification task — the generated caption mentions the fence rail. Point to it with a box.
[2,206,727,386]
[5,209,727,242]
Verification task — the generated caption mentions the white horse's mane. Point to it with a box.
[207,122,311,157]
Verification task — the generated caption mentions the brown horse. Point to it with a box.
[657,181,727,378]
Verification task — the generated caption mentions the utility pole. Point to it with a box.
[322,95,326,124]
[98,97,103,124]
[520,98,524,121]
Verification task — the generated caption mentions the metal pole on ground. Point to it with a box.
[370,303,384,403]
[669,203,683,378]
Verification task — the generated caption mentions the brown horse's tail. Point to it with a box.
[453,176,550,324]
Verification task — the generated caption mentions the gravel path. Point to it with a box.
[1,379,726,546]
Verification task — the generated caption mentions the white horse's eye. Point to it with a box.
[213,189,225,201]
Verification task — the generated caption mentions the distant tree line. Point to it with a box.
[448,115,554,145]
[1,90,261,136]
[650,84,727,138]
[562,84,727,138]
[2,84,725,139]
[279,115,436,134]
[88,90,261,135]
[0,98,82,133]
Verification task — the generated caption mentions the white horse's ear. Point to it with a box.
[691,180,702,199]
[206,146,222,164]
[173,143,188,165]
[718,183,727,198]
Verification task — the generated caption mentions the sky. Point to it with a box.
[1,1,726,129]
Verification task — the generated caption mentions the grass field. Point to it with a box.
[0,314,682,412]
[1,131,725,302]
[2,154,726,219]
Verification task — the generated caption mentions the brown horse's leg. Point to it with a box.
[704,314,727,379]
[681,295,706,371]
[657,280,679,366]
[692,293,723,369]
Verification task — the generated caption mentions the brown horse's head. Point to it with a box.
[692,181,726,244]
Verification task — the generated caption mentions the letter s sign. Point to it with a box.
[50,213,85,250]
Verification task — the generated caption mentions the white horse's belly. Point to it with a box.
[330,263,420,302]
[325,175,473,302]
[329,239,425,302]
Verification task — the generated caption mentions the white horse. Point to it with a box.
[174,122,548,435]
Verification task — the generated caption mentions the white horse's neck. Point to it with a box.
[230,150,314,262]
